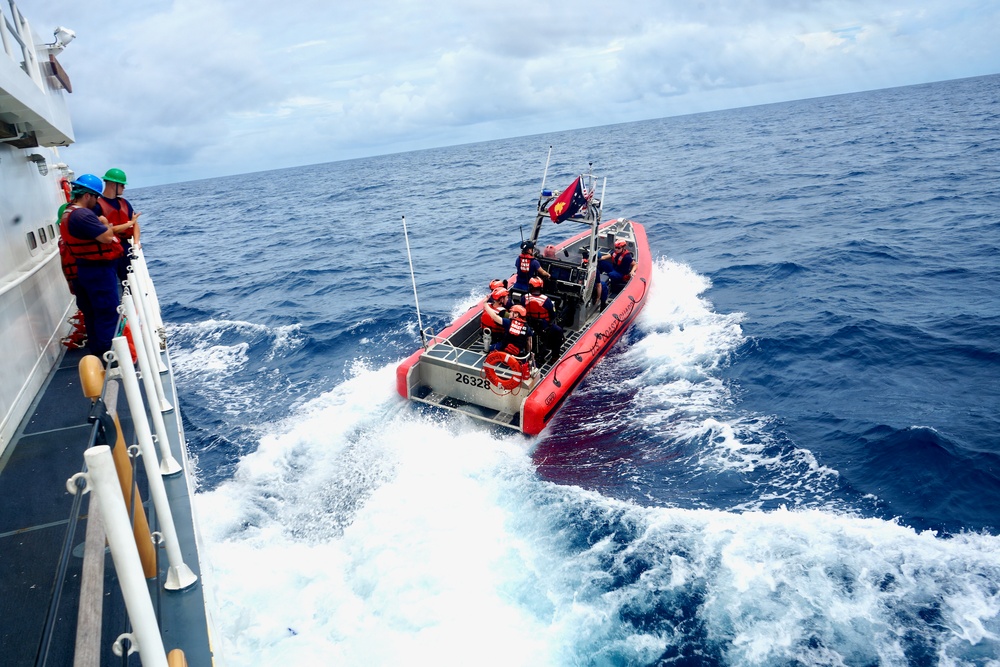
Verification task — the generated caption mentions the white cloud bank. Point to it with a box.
[24,0,1000,185]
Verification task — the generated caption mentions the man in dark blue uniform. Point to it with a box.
[524,277,564,364]
[597,240,634,308]
[62,174,124,360]
[511,240,550,293]
[482,303,534,357]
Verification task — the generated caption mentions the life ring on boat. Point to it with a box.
[59,177,71,203]
[484,351,522,391]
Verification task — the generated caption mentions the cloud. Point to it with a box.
[25,0,1000,185]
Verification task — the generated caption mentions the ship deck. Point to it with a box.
[0,345,216,665]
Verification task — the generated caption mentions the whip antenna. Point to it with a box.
[401,216,427,349]
[539,145,552,195]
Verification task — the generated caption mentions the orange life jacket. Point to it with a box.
[61,205,124,263]
[525,293,551,322]
[612,249,632,270]
[515,252,538,284]
[97,196,135,246]
[481,309,503,333]
[58,214,77,287]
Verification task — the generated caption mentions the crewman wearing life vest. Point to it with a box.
[483,303,534,358]
[57,217,78,295]
[524,277,564,364]
[96,168,141,283]
[511,240,550,292]
[597,239,634,307]
[61,173,125,359]
[481,287,509,336]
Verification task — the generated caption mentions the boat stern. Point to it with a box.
[396,320,534,430]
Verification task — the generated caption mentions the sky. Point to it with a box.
[21,0,1000,186]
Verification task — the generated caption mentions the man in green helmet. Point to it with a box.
[96,167,141,283]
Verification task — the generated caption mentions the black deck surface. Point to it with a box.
[0,348,101,665]
[0,345,215,666]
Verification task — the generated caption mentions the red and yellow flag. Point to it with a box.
[548,176,587,223]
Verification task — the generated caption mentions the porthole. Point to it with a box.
[26,230,39,254]
[38,227,47,244]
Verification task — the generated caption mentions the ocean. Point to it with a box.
[130,74,1000,665]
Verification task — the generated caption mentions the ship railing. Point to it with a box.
[420,327,464,349]
[35,248,198,667]
[423,331,536,386]
[1,0,44,87]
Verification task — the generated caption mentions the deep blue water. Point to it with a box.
[132,74,1000,665]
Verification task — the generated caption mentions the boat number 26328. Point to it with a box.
[455,372,491,390]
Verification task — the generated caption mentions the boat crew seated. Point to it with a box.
[481,287,509,349]
[511,240,551,293]
[597,240,634,308]
[524,277,564,365]
[482,303,534,359]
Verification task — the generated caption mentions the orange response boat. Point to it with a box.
[396,160,652,435]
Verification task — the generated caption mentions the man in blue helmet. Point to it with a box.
[60,173,124,359]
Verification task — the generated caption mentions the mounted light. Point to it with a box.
[46,26,75,53]
[27,153,49,175]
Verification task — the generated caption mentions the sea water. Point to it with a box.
[132,74,1000,665]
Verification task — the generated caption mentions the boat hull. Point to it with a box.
[521,221,650,433]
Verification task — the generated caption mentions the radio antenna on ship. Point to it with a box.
[401,215,427,349]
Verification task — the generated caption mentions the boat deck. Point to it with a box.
[0,345,215,665]
[0,348,122,664]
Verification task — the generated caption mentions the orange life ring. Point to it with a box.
[60,177,71,203]
[484,351,522,390]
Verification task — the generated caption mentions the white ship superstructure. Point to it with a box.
[0,2,76,453]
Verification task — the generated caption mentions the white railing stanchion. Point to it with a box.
[133,247,164,335]
[110,337,196,591]
[121,294,176,468]
[74,446,169,667]
[122,289,172,413]
[111,336,181,479]
[127,268,167,374]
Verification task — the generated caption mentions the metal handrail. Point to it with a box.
[109,336,196,591]
[2,0,41,86]
[2,1,28,59]
[34,238,198,665]
[83,446,169,667]
[0,247,59,298]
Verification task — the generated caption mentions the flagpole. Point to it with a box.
[401,215,427,349]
